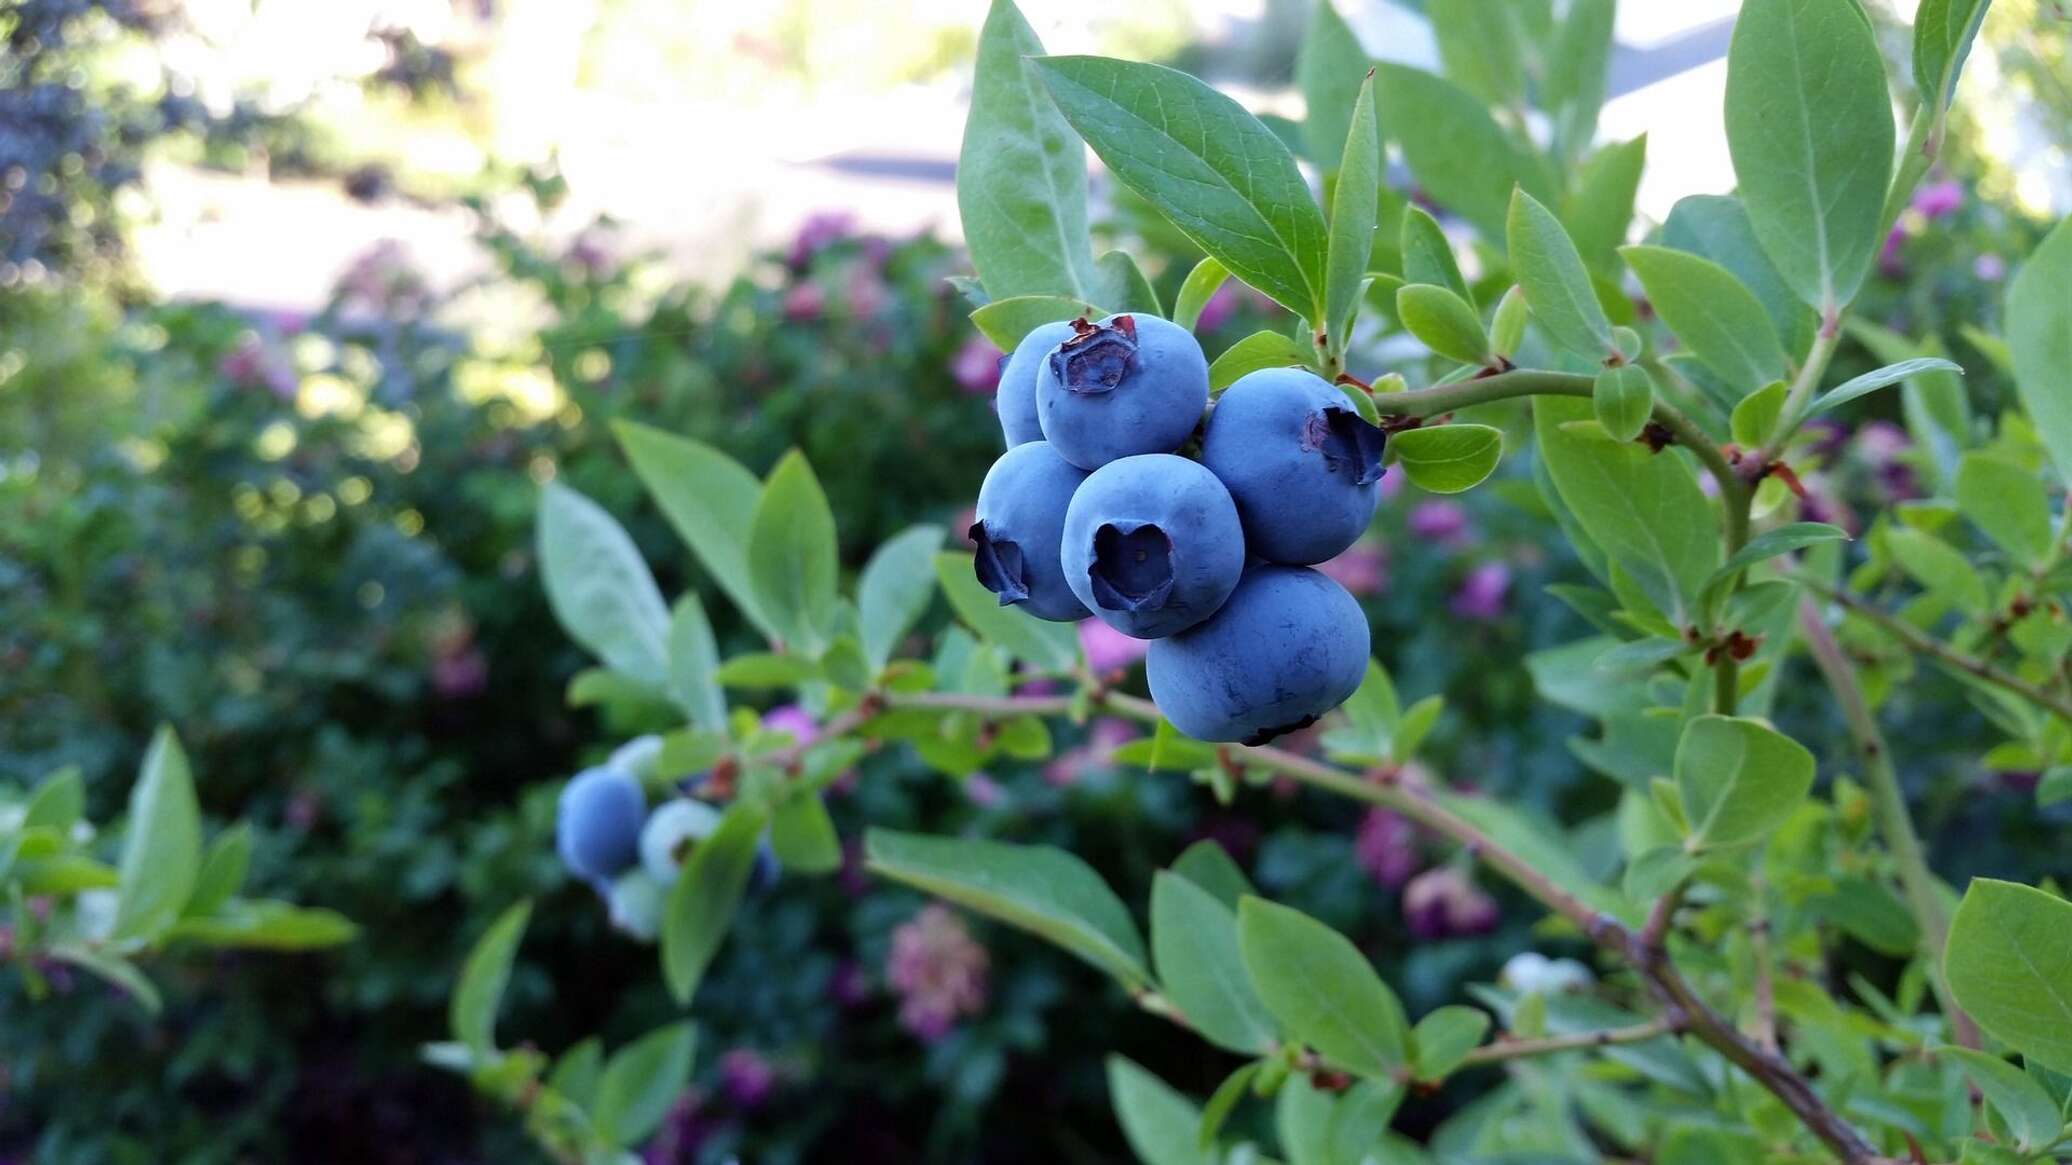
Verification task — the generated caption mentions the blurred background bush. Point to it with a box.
[1,0,2065,1161]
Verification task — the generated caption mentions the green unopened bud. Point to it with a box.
[1611,325,1645,364]
[1491,285,1527,358]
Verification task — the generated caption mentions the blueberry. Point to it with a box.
[1037,314,1208,470]
[608,734,663,781]
[640,797,723,884]
[606,870,664,941]
[1146,564,1369,743]
[1062,453,1245,639]
[997,320,1078,447]
[556,766,645,887]
[1200,368,1387,564]
[971,441,1092,621]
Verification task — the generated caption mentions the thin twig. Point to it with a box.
[1796,576,2072,725]
[1455,1019,1678,1068]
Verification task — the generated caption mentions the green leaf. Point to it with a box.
[1196,1061,1259,1151]
[747,450,839,655]
[713,652,820,689]
[1661,194,1816,356]
[1674,714,1817,851]
[1428,0,1524,107]
[857,524,943,671]
[2008,216,2072,482]
[1320,658,1399,764]
[546,1038,604,1110]
[1236,897,1407,1076]
[1107,1056,1213,1165]
[1208,329,1321,394]
[1151,872,1278,1055]
[1811,357,1966,417]
[1375,63,1549,242]
[1939,1046,2061,1154]
[1412,1005,1491,1081]
[1956,453,2053,568]
[968,295,1106,351]
[1534,397,1719,622]
[667,594,728,733]
[1623,245,1788,395]
[1508,189,1616,362]
[1703,522,1847,597]
[1490,285,1527,359]
[183,824,252,919]
[1297,0,1371,176]
[957,0,1101,301]
[2035,766,2072,807]
[1400,206,1470,304]
[933,552,1080,671]
[1809,876,1920,955]
[1886,526,1988,613]
[1730,380,1790,447]
[1035,55,1327,318]
[1593,364,1654,443]
[1544,0,1615,167]
[1396,285,1492,367]
[112,727,202,942]
[1565,136,1647,272]
[1391,424,1503,495]
[47,947,160,1015]
[1098,250,1164,316]
[1946,879,2072,1074]
[1724,0,1894,313]
[451,899,531,1055]
[592,1022,698,1148]
[769,793,841,874]
[1437,791,1640,923]
[661,803,767,1004]
[866,828,1150,989]
[614,421,769,637]
[1624,846,1697,900]
[1912,0,1991,116]
[1170,839,1256,910]
[166,899,359,949]
[1277,1075,1404,1165]
[537,481,673,687]
[1324,72,1382,343]
[22,767,83,835]
[1173,257,1231,333]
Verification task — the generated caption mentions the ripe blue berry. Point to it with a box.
[1062,453,1245,639]
[640,797,723,883]
[1146,564,1369,744]
[971,441,1092,622]
[997,320,1078,448]
[1037,314,1208,470]
[1200,368,1386,564]
[556,766,645,887]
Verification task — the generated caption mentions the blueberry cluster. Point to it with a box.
[555,738,776,937]
[973,314,1380,744]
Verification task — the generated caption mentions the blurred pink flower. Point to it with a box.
[1355,808,1419,888]
[335,239,430,319]
[1797,474,1859,536]
[431,646,488,699]
[1877,225,1908,280]
[783,282,824,321]
[1079,618,1149,673]
[720,1049,777,1108]
[1403,867,1498,939]
[220,333,297,400]
[1408,499,1470,545]
[565,229,616,279]
[1912,179,1964,219]
[965,773,1007,809]
[761,704,818,746]
[1194,282,1241,333]
[1449,561,1511,621]
[952,336,1004,394]
[1378,464,1406,501]
[1854,420,1909,465]
[788,211,854,267]
[846,268,891,319]
[1973,253,2008,281]
[1318,539,1387,596]
[886,903,989,1041]
[1043,716,1139,786]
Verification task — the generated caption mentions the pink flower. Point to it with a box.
[220,333,297,400]
[720,1049,777,1108]
[1877,225,1908,280]
[1194,283,1240,333]
[1797,475,1859,536]
[1853,420,1909,465]
[1318,539,1387,596]
[952,336,1004,395]
[965,773,1007,808]
[1043,717,1139,786]
[846,268,890,320]
[1402,868,1498,939]
[1449,561,1511,621]
[431,647,488,699]
[1912,179,1964,219]
[1378,465,1406,501]
[1079,618,1149,674]
[886,904,989,1041]
[1973,253,2008,281]
[783,282,824,321]
[1355,808,1419,888]
[761,704,818,746]
[788,211,855,267]
[1408,499,1470,544]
